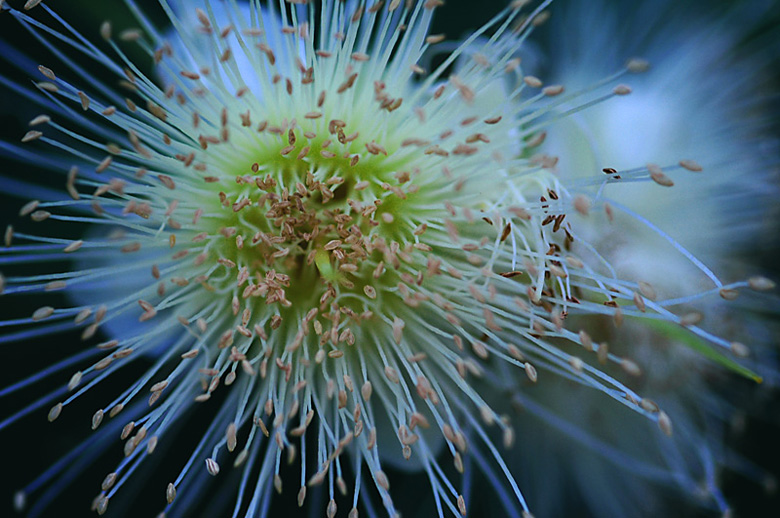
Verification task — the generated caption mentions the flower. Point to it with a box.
[0,1,775,518]
[500,1,780,516]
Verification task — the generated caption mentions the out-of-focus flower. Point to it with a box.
[497,1,780,517]
[541,1,779,294]
[0,1,775,518]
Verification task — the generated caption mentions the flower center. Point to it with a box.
[185,108,436,355]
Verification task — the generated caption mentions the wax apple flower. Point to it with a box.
[496,1,779,516]
[0,1,774,518]
[540,1,779,298]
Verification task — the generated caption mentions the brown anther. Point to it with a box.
[679,159,703,172]
[627,58,650,73]
[613,84,632,95]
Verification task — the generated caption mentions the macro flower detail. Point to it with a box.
[501,3,780,516]
[0,1,775,518]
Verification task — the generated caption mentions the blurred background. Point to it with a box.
[1,0,778,516]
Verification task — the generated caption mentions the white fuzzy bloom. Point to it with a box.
[540,1,779,298]
[501,2,780,517]
[0,1,775,518]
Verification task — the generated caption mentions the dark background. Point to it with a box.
[0,0,778,517]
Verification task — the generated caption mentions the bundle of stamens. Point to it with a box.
[0,1,775,517]
[481,2,780,515]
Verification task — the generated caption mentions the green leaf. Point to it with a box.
[642,319,762,383]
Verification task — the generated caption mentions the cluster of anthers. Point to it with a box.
[0,0,774,517]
